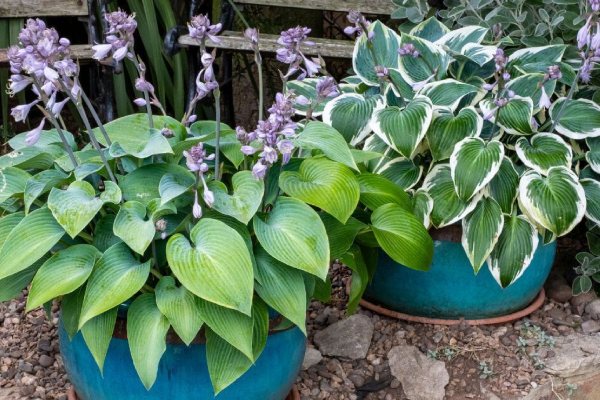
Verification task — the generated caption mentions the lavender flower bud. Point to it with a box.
[11,100,39,122]
[398,43,420,58]
[187,115,197,124]
[295,95,310,106]
[546,65,562,80]
[578,17,592,50]
[494,48,508,71]
[241,145,258,155]
[252,161,268,180]
[375,66,389,78]
[92,44,113,60]
[193,192,202,219]
[133,98,147,107]
[482,82,497,91]
[135,77,154,93]
[244,28,259,46]
[188,14,222,43]
[315,76,339,99]
[161,127,174,137]
[344,10,370,38]
[591,0,600,12]
[203,189,214,207]
[539,87,552,109]
[25,118,45,146]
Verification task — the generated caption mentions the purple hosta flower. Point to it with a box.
[192,191,203,219]
[93,10,137,62]
[546,65,562,81]
[252,161,268,180]
[10,100,39,122]
[155,219,167,240]
[483,97,510,121]
[592,24,600,50]
[244,28,259,48]
[25,118,45,146]
[410,74,435,91]
[8,74,32,95]
[578,17,593,50]
[315,76,339,101]
[539,87,552,109]
[494,48,508,72]
[580,58,593,83]
[344,10,372,39]
[187,114,198,124]
[161,127,174,137]
[48,96,69,117]
[188,14,222,43]
[276,26,320,79]
[375,66,389,78]
[277,140,294,164]
[592,0,600,12]
[135,77,154,93]
[398,43,420,58]
[184,143,215,218]
[482,82,497,91]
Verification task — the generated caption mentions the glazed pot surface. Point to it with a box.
[363,238,557,319]
[59,321,305,400]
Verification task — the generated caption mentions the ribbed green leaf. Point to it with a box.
[516,133,572,175]
[434,25,488,53]
[108,128,173,158]
[322,94,382,145]
[166,218,254,315]
[487,215,539,288]
[320,213,367,259]
[251,296,269,360]
[353,21,401,85]
[412,189,433,228]
[0,207,64,280]
[127,293,170,390]
[371,203,434,271]
[519,166,586,237]
[427,107,483,161]
[295,121,358,171]
[0,167,31,204]
[253,197,329,280]
[205,328,253,395]
[419,79,479,111]
[95,114,184,150]
[488,157,519,214]
[81,307,117,374]
[480,96,534,135]
[155,276,203,346]
[60,287,84,340]
[27,245,101,311]
[376,158,423,190]
[113,201,155,255]
[79,243,151,327]
[450,137,504,201]
[550,98,600,140]
[24,169,70,214]
[208,171,264,224]
[8,128,75,151]
[373,96,433,158]
[357,173,412,211]
[581,179,600,226]
[48,181,121,238]
[119,163,192,206]
[423,164,480,228]
[254,247,307,334]
[341,245,369,314]
[280,158,360,223]
[158,172,195,206]
[93,214,122,251]
[0,146,56,170]
[462,197,504,273]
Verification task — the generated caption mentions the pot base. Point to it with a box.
[359,289,545,326]
[67,385,301,400]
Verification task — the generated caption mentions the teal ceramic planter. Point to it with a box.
[59,318,305,400]
[363,230,557,320]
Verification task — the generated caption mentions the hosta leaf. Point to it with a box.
[24,169,71,214]
[61,288,84,340]
[48,181,121,238]
[81,307,117,374]
[409,17,449,42]
[322,94,382,145]
[550,98,600,139]
[0,167,31,204]
[155,276,203,346]
[320,213,366,260]
[373,96,433,158]
[371,203,433,271]
[480,96,534,135]
[450,138,504,201]
[0,207,64,280]
[204,130,244,168]
[459,43,496,66]
[295,121,358,171]
[462,197,504,273]
[93,214,122,251]
[357,173,412,211]
[108,128,173,158]
[79,243,151,327]
[205,328,252,395]
[254,247,307,334]
[279,158,360,223]
[519,167,586,237]
[27,245,101,311]
[419,79,479,111]
[127,293,170,390]
[285,78,334,117]
[113,201,156,255]
[208,171,264,224]
[506,73,557,111]
[487,215,539,288]
[412,189,433,228]
[423,164,480,228]
[253,197,329,280]
[0,146,56,170]
[435,25,488,53]
[397,33,449,84]
[353,21,401,85]
[427,107,483,161]
[515,133,572,175]
[119,164,191,206]
[488,157,519,214]
[581,179,600,226]
[341,245,369,314]
[587,137,600,174]
[9,128,75,151]
[166,218,254,315]
[508,45,566,70]
[158,172,195,206]
[377,158,423,190]
[0,265,37,302]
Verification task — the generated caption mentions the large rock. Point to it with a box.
[544,334,600,378]
[302,347,323,370]
[585,299,600,320]
[313,314,374,359]
[388,345,449,400]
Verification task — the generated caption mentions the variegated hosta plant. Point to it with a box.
[294,14,600,290]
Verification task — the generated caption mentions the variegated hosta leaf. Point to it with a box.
[166,218,254,315]
[508,45,566,71]
[397,33,449,84]
[48,180,121,238]
[113,201,155,255]
[581,179,600,225]
[387,68,416,100]
[0,167,31,204]
[506,73,557,111]
[434,25,488,53]
[427,107,483,161]
[550,98,600,139]
[322,93,382,145]
[376,158,423,190]
[286,78,335,117]
[519,167,586,237]
[409,17,449,42]
[459,43,496,67]
[480,96,534,135]
[587,137,600,174]
[423,164,481,228]
[488,157,519,214]
[515,133,572,175]
[487,215,539,288]
[208,171,265,224]
[450,137,504,201]
[419,79,479,111]
[373,96,433,158]
[353,21,401,85]
[295,121,358,171]
[279,158,360,224]
[412,189,433,229]
[462,197,504,273]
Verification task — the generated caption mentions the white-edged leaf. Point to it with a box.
[435,25,488,53]
[581,179,600,225]
[322,93,382,145]
[412,189,433,228]
[377,158,423,190]
[397,33,450,84]
[208,170,264,224]
[427,107,483,161]
[419,79,480,111]
[506,73,557,111]
[353,21,401,85]
[480,96,534,135]
[286,78,335,117]
[460,43,496,66]
[409,17,450,42]
[587,137,600,174]
[515,133,572,175]
[488,157,519,214]
[550,98,600,139]
[462,197,504,273]
[508,45,566,70]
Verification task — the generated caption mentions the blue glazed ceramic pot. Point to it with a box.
[59,318,305,400]
[363,227,557,319]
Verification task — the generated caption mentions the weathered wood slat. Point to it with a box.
[179,31,355,59]
[0,44,93,66]
[234,0,395,14]
[0,0,88,17]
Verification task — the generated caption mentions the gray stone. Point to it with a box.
[585,299,600,320]
[388,345,449,400]
[302,347,322,370]
[38,355,54,368]
[545,334,600,378]
[313,314,374,360]
[581,320,600,334]
[547,283,573,303]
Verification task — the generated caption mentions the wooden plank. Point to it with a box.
[0,44,93,66]
[234,0,395,15]
[179,31,355,59]
[0,0,88,17]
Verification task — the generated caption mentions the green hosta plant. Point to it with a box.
[295,10,600,293]
[0,12,432,395]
